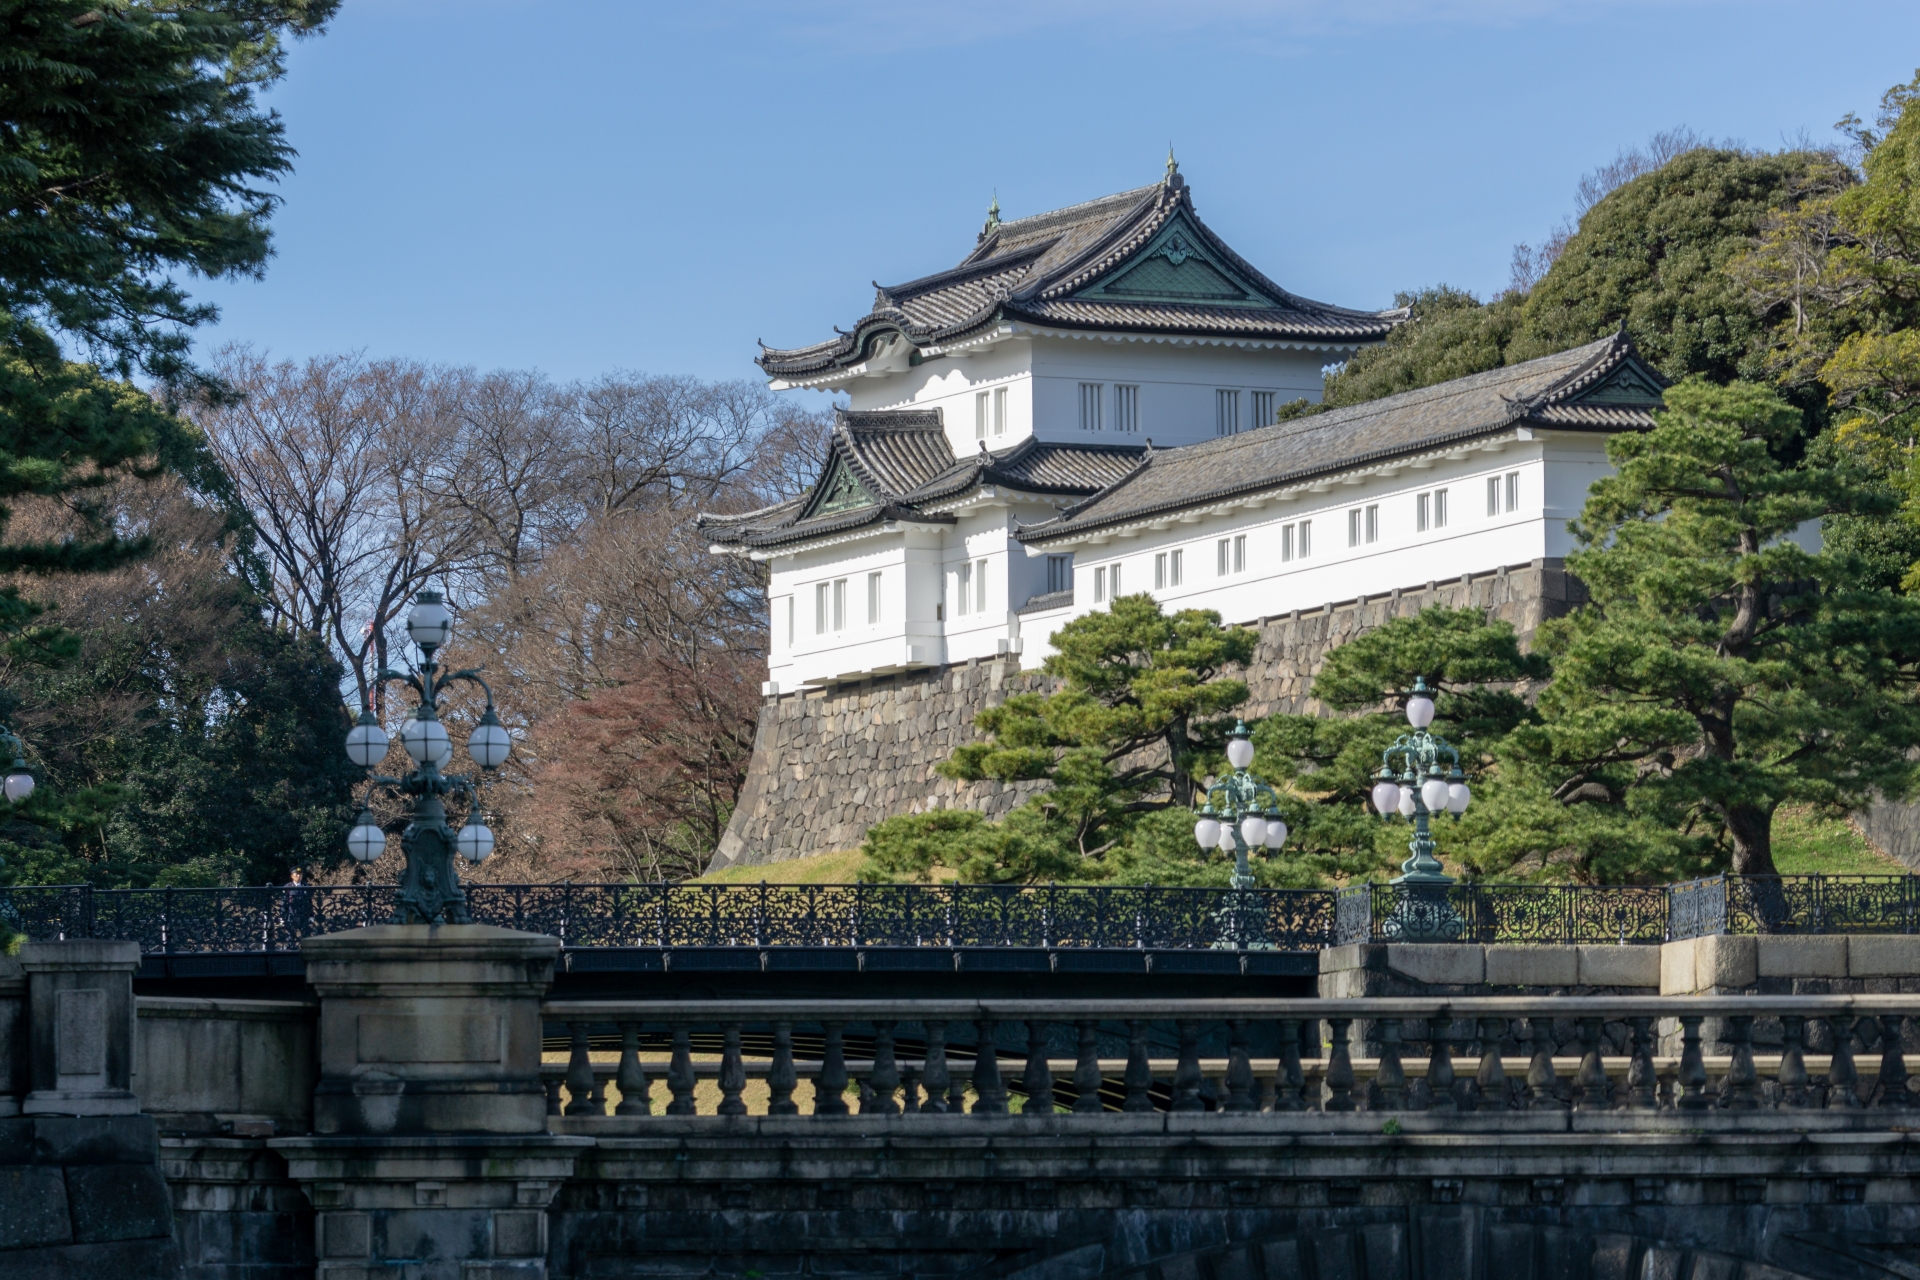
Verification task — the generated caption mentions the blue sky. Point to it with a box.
[192,1,1920,390]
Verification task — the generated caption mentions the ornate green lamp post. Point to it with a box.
[341,591,513,925]
[1369,677,1472,939]
[1191,720,1290,890]
[1369,677,1472,883]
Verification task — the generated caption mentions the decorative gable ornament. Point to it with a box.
[1073,214,1269,309]
[814,459,876,516]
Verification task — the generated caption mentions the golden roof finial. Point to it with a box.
[1166,144,1178,181]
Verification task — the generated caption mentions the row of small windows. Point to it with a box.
[793,471,1529,636]
[1216,390,1281,437]
[1077,383,1141,433]
[809,574,885,635]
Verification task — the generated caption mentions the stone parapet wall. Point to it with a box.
[714,559,1586,869]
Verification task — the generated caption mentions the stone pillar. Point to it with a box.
[20,939,140,1116]
[270,924,589,1280]
[0,952,24,1117]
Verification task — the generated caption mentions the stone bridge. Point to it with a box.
[3,925,1919,1280]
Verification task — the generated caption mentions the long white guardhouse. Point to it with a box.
[701,161,1669,693]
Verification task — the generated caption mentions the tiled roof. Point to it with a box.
[759,173,1402,379]
[1017,333,1667,545]
[699,411,1146,551]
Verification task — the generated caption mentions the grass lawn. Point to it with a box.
[696,847,867,884]
[1770,806,1909,875]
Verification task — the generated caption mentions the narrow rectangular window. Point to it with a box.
[993,386,1007,436]
[1487,476,1500,517]
[1233,535,1246,573]
[1417,492,1430,533]
[1170,548,1183,586]
[1434,488,1448,529]
[1047,554,1073,594]
[832,578,846,631]
[815,582,829,635]
[1348,508,1361,547]
[1218,538,1231,576]
[956,561,972,616]
[1282,524,1294,563]
[1505,471,1520,513]
[1215,389,1240,437]
[1109,562,1122,596]
[975,558,987,615]
[786,597,794,647]
[1093,566,1106,603]
[1251,390,1275,427]
[1299,520,1311,557]
[867,572,881,625]
[1079,383,1103,431]
[1154,552,1167,590]
[1114,384,1139,433]
[1366,505,1378,543]
[975,391,989,441]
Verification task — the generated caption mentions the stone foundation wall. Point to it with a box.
[713,559,1587,870]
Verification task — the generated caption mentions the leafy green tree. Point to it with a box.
[1319,148,1840,414]
[1525,379,1920,877]
[2,0,339,381]
[1251,607,1545,882]
[861,596,1254,883]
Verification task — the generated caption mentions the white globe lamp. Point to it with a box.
[345,710,389,768]
[346,810,385,863]
[406,591,454,650]
[455,816,495,863]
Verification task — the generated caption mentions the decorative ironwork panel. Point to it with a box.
[1334,886,1373,945]
[1724,875,1919,935]
[1353,882,1672,945]
[0,885,90,941]
[1666,876,1726,941]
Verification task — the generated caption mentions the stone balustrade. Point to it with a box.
[538,995,1920,1121]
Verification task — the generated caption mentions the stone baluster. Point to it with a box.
[1826,1014,1861,1109]
[816,1021,850,1116]
[718,1022,748,1117]
[901,1065,922,1113]
[615,1022,650,1116]
[589,1076,607,1113]
[921,1022,950,1114]
[1574,1016,1609,1111]
[1073,1020,1104,1114]
[1777,1015,1810,1109]
[544,1077,562,1117]
[1225,1019,1256,1112]
[1022,1020,1054,1117]
[971,1020,1007,1114]
[667,1023,698,1116]
[1676,1015,1709,1111]
[1172,1020,1204,1112]
[565,1023,597,1116]
[1324,1017,1356,1113]
[1275,1018,1305,1112]
[1627,1016,1658,1110]
[1722,1015,1759,1110]
[1525,1016,1561,1111]
[1122,1020,1155,1112]
[767,1020,798,1116]
[1426,1017,1456,1113]
[1472,1017,1508,1112]
[1374,1017,1406,1111]
[1874,1014,1909,1108]
[866,1021,900,1116]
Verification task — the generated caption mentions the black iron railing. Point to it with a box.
[3,874,1917,958]
[0,881,1340,956]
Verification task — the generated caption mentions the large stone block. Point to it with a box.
[1385,945,1483,987]
[1846,934,1920,978]
[65,1163,174,1242]
[0,1165,70,1249]
[1659,939,1698,995]
[1694,935,1758,991]
[1755,935,1848,979]
[303,926,557,1137]
[1576,946,1660,989]
[1485,946,1577,988]
[19,939,140,1116]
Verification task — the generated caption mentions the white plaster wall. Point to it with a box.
[1027,336,1331,447]
[844,341,1034,456]
[1020,433,1613,664]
